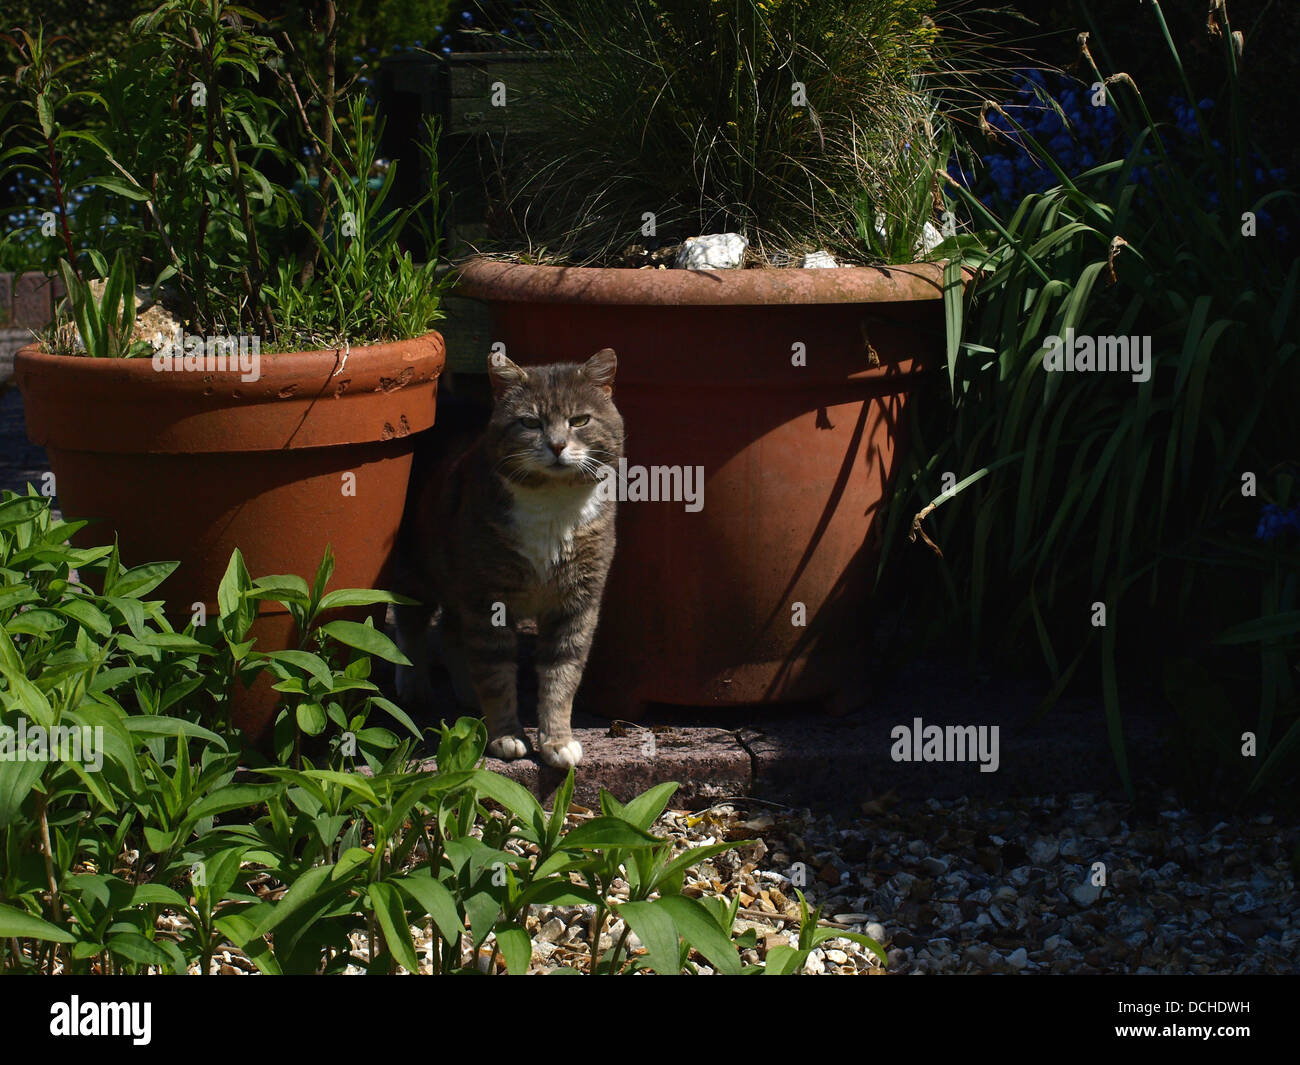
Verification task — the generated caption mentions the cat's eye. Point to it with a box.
[520,416,542,430]
[569,414,591,427]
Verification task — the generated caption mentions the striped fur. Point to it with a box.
[393,349,623,768]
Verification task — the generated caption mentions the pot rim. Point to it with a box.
[454,256,964,307]
[13,330,445,384]
[13,331,446,453]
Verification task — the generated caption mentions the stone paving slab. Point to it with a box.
[403,688,1171,812]
[420,725,753,810]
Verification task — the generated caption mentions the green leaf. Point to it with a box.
[311,547,335,607]
[512,878,602,912]
[652,841,743,895]
[0,756,44,827]
[368,882,420,973]
[52,595,111,637]
[187,783,282,823]
[470,769,544,827]
[217,549,254,638]
[1214,612,1300,646]
[559,816,661,850]
[137,632,211,654]
[0,903,73,943]
[87,175,151,201]
[36,90,54,137]
[0,663,54,729]
[464,891,501,951]
[332,847,373,881]
[652,895,742,975]
[394,872,464,947]
[368,696,422,740]
[215,913,283,975]
[317,588,417,612]
[317,620,411,665]
[298,769,379,805]
[109,561,178,599]
[123,717,226,746]
[619,781,679,832]
[108,931,185,972]
[296,702,327,736]
[129,884,188,909]
[617,899,681,974]
[249,863,336,938]
[0,495,48,530]
[762,944,806,975]
[266,649,335,689]
[495,925,532,975]
[250,574,311,604]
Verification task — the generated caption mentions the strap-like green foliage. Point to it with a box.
[496,0,959,263]
[879,4,1299,797]
[56,252,150,358]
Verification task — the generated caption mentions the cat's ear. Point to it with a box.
[488,351,528,396]
[582,348,617,394]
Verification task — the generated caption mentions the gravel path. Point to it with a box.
[299,788,1294,975]
[718,792,1297,974]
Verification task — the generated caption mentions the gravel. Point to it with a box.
[190,787,1297,974]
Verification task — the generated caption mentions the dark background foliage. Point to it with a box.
[992,0,1299,179]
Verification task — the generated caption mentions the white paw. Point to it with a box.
[486,735,528,761]
[540,738,583,769]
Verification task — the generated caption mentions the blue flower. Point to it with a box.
[1255,504,1300,542]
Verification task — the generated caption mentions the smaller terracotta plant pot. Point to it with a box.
[15,333,446,742]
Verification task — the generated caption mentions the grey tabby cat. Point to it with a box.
[393,349,623,768]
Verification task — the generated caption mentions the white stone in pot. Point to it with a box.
[675,233,748,270]
[917,221,945,256]
[799,250,839,268]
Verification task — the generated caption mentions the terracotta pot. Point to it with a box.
[456,259,947,719]
[15,333,446,741]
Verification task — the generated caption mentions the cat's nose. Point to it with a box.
[547,439,566,456]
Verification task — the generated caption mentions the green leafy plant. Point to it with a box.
[3,491,870,975]
[855,117,956,264]
[55,252,152,358]
[0,487,249,973]
[208,544,421,770]
[265,97,446,350]
[1,2,447,353]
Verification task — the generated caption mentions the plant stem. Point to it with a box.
[43,133,80,277]
[35,790,63,971]
[589,898,606,974]
[605,923,632,974]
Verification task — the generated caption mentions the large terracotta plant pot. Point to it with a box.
[456,260,946,720]
[15,334,446,741]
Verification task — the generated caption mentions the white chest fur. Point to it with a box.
[506,482,603,577]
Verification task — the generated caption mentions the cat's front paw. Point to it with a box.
[539,737,583,769]
[486,734,529,761]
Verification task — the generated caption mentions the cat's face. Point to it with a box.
[486,349,624,487]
